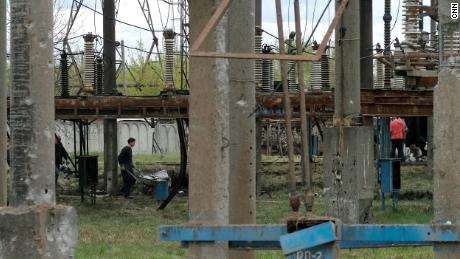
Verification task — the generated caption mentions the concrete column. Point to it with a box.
[9,0,55,206]
[324,0,375,223]
[334,0,361,122]
[427,116,433,175]
[256,119,262,197]
[360,0,373,89]
[104,120,118,194]
[103,0,118,194]
[0,0,6,207]
[4,1,78,257]
[189,0,231,257]
[433,1,460,257]
[228,2,256,259]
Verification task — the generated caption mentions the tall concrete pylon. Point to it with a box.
[323,0,376,224]
[0,0,6,207]
[188,0,255,258]
[433,0,460,257]
[1,1,77,257]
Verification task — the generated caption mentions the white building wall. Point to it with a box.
[56,120,180,155]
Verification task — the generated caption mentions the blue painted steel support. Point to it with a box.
[159,223,460,257]
[379,118,391,159]
[279,222,337,255]
[159,224,287,242]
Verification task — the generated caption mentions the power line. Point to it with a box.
[391,0,401,32]
[75,0,159,33]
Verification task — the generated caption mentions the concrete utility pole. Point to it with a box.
[228,0,256,258]
[189,0,229,257]
[0,0,6,207]
[324,0,375,223]
[1,0,77,257]
[9,0,55,206]
[103,0,118,194]
[433,0,460,257]
[360,0,373,89]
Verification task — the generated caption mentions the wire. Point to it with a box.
[311,0,318,39]
[93,0,97,35]
[391,0,401,32]
[302,0,309,44]
[75,0,154,33]
[96,35,183,56]
[287,0,291,34]
[157,0,165,29]
[54,34,87,44]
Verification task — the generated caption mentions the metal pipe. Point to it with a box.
[294,0,313,212]
[275,0,299,212]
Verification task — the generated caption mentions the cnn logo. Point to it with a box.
[452,3,459,19]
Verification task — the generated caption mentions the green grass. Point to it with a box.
[61,162,435,259]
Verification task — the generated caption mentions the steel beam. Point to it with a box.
[50,89,434,119]
[160,223,460,251]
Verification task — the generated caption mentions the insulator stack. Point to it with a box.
[402,0,422,47]
[83,33,97,93]
[393,75,406,89]
[374,55,385,89]
[255,27,263,90]
[95,57,104,95]
[60,51,69,97]
[442,31,460,57]
[383,0,392,88]
[320,52,330,89]
[286,32,298,92]
[393,40,406,88]
[288,61,298,92]
[163,29,176,89]
[311,42,322,90]
[261,45,274,92]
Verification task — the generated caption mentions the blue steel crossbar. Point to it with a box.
[160,223,460,252]
[279,222,337,255]
[159,224,287,242]
[341,224,460,243]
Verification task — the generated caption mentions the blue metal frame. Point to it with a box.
[160,223,460,258]
[378,159,400,209]
[280,222,336,255]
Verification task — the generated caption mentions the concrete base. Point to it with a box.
[0,205,77,258]
[323,126,375,223]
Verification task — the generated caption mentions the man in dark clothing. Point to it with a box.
[55,135,70,184]
[118,138,136,198]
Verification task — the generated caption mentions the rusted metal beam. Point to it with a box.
[5,89,433,119]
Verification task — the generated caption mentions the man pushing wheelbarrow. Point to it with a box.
[118,138,136,199]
